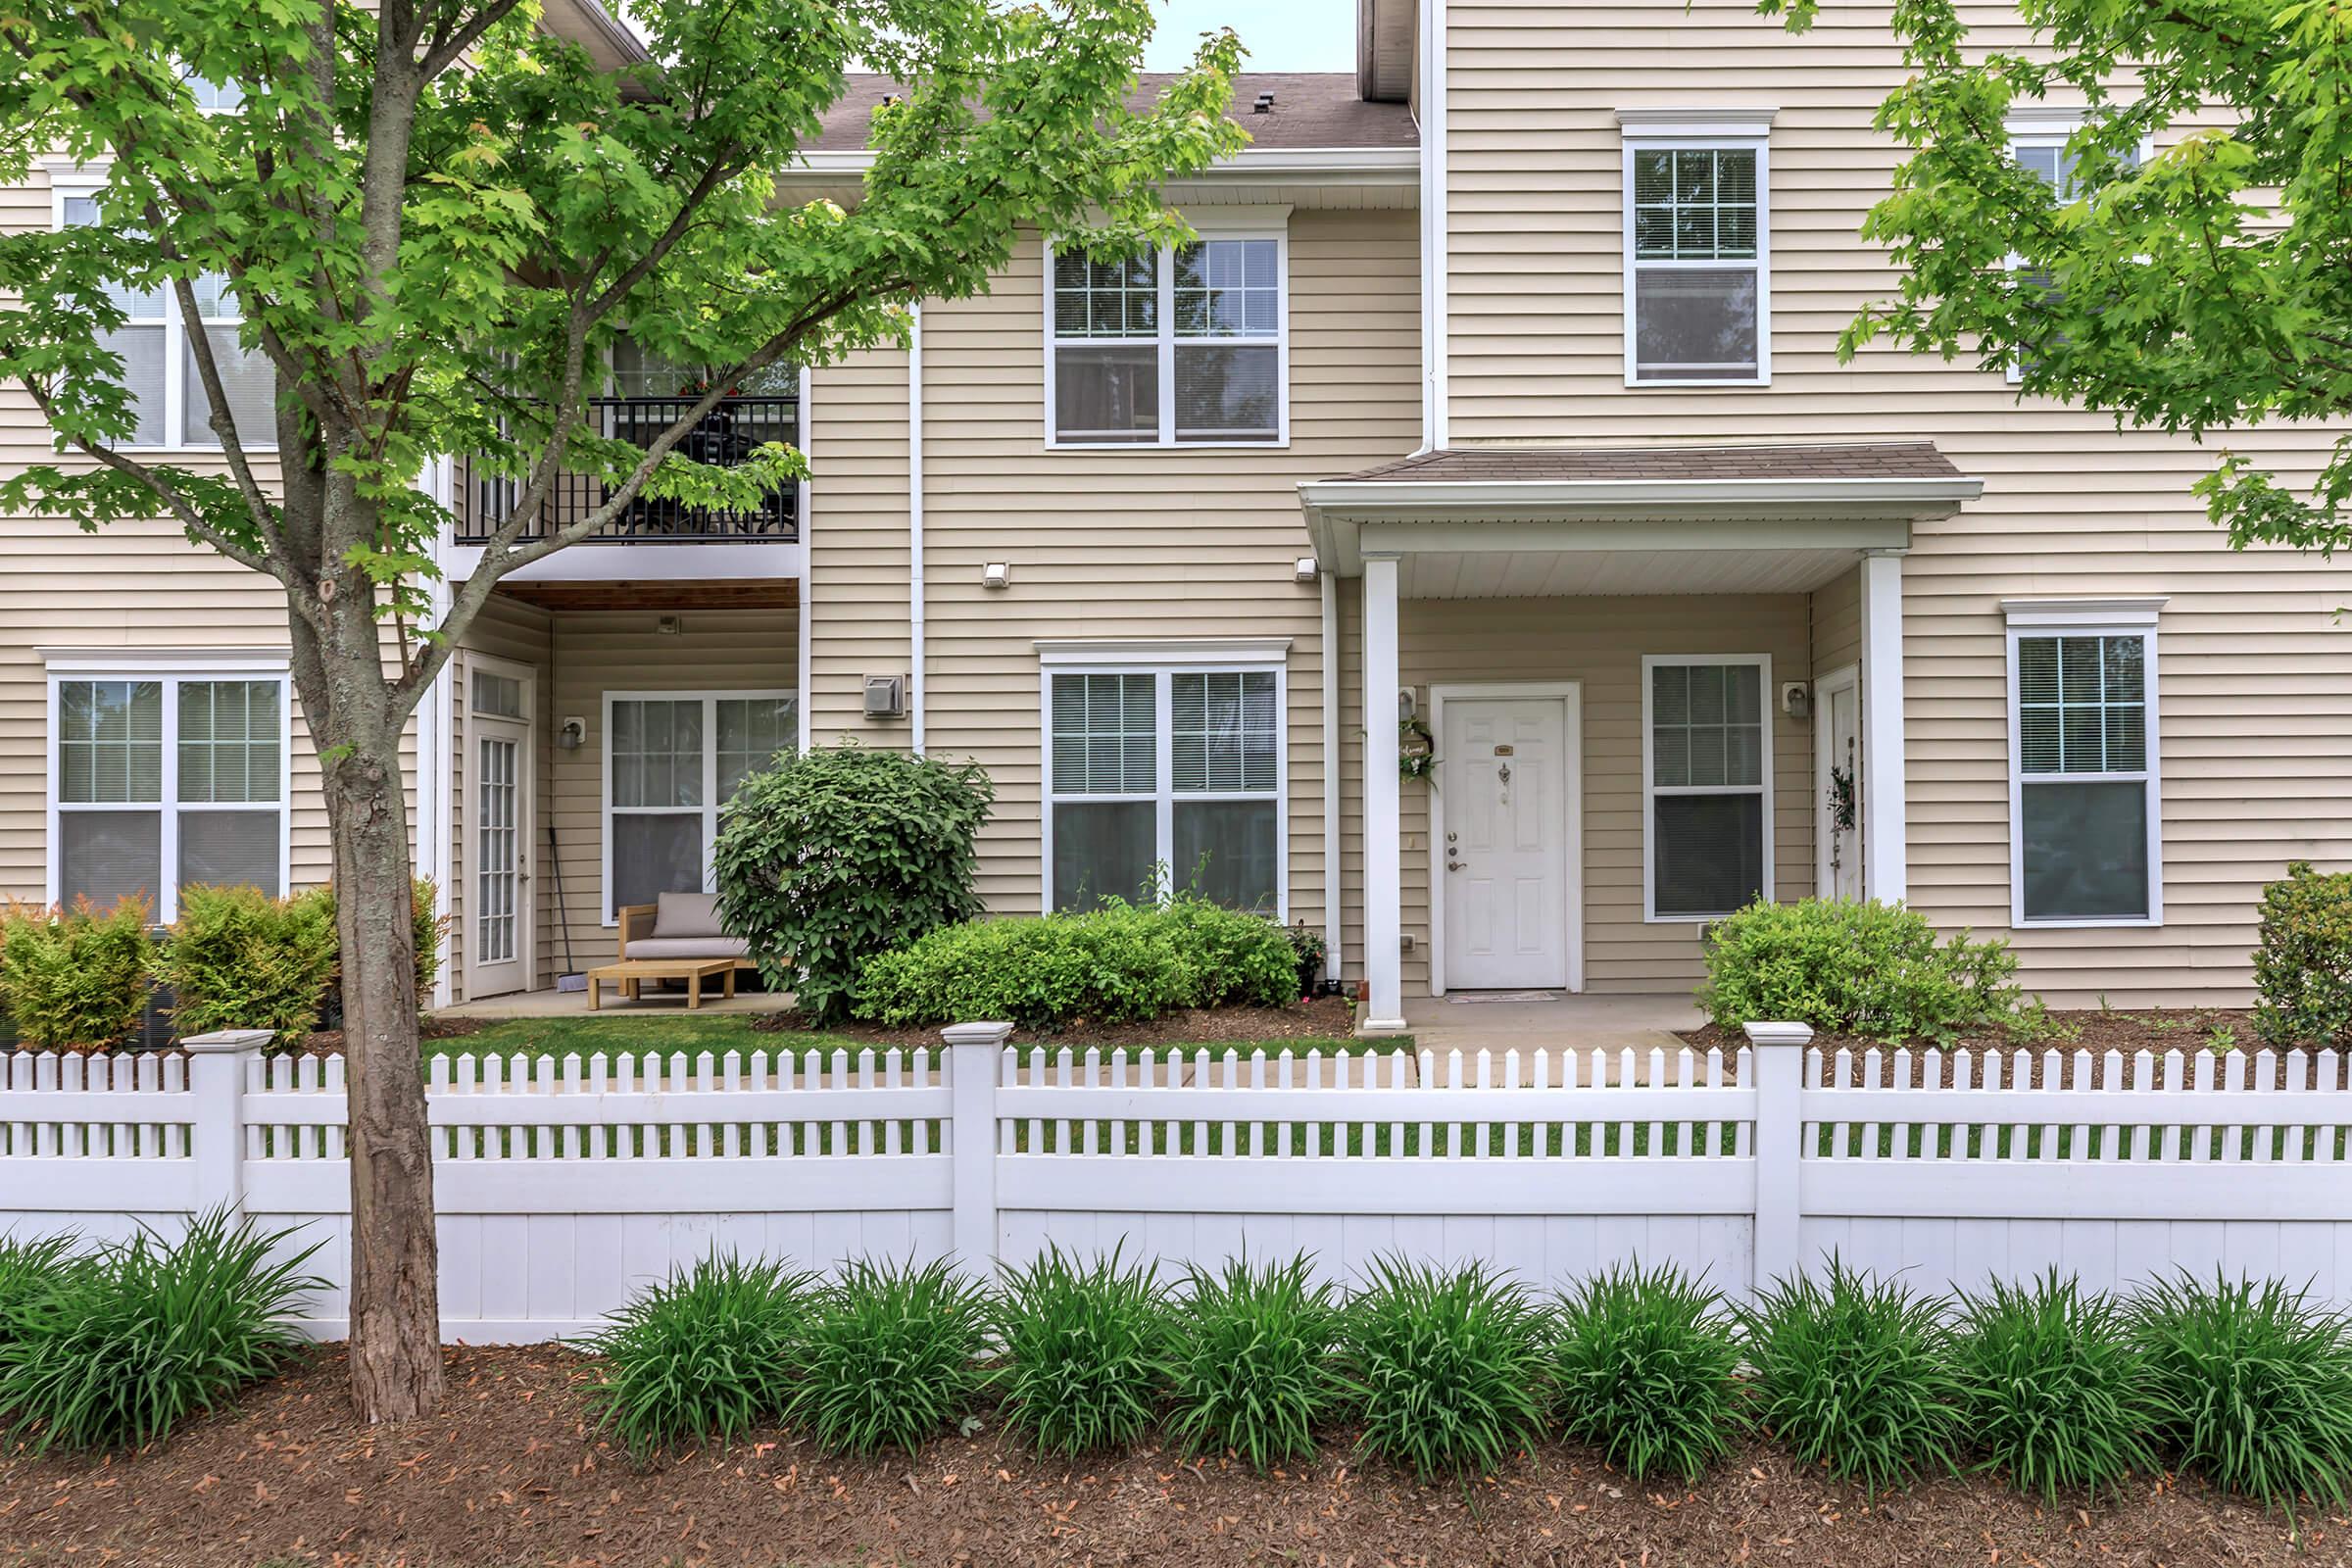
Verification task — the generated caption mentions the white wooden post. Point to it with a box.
[1744,1021,1812,1292]
[1361,554,1406,1033]
[1859,550,1907,902]
[942,1021,1010,1276]
[180,1028,269,1218]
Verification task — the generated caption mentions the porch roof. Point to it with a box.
[1298,441,1984,591]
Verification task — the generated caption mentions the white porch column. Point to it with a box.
[1859,550,1908,903]
[1361,555,1406,1032]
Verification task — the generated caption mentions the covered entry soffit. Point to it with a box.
[1297,442,1984,595]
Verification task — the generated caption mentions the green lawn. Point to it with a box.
[421,1011,1400,1063]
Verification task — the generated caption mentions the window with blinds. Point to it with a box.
[1047,666,1282,913]
[1646,658,1769,919]
[1050,237,1284,446]
[52,672,285,919]
[2014,630,2155,921]
[1628,145,1765,383]
[606,694,797,918]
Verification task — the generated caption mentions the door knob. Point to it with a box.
[1446,859,1465,871]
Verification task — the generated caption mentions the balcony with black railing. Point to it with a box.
[454,394,799,546]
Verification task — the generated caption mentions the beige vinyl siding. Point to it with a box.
[808,208,1421,927]
[1440,0,2352,1002]
[1810,565,1860,681]
[806,351,913,747]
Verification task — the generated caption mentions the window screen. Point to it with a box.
[2016,632,2152,920]
[1649,661,1767,917]
[1630,146,1762,381]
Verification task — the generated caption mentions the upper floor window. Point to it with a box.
[56,188,276,451]
[1621,122,1771,386]
[1047,234,1287,447]
[2006,122,2145,383]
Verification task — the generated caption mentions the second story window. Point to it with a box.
[2006,122,2144,383]
[1623,137,1770,385]
[1048,234,1287,447]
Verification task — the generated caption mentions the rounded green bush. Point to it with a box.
[1165,1253,1352,1470]
[2131,1272,2352,1512]
[0,897,154,1052]
[1954,1271,2163,1502]
[0,1209,321,1452]
[576,1253,814,1462]
[786,1257,990,1455]
[154,885,339,1047]
[2253,860,2352,1048]
[1551,1262,1745,1482]
[1739,1259,1967,1493]
[991,1245,1170,1455]
[1341,1257,1550,1479]
[1698,897,2023,1042]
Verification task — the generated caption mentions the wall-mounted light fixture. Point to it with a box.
[981,563,1011,590]
[1396,688,1418,722]
[656,614,683,636]
[558,716,587,751]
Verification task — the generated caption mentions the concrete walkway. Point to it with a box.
[1396,992,1706,1081]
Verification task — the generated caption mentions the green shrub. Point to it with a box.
[1953,1272,2163,1502]
[153,886,339,1047]
[786,1257,989,1455]
[1699,897,2023,1042]
[853,895,1298,1029]
[576,1253,814,1462]
[0,1235,79,1340]
[0,898,156,1052]
[1165,1254,1352,1470]
[1286,920,1327,999]
[2253,861,2352,1048]
[712,746,992,1023]
[1550,1263,1745,1482]
[2131,1272,2352,1512]
[1739,1259,1967,1493]
[0,1209,321,1452]
[990,1245,1169,1455]
[1340,1257,1550,1479]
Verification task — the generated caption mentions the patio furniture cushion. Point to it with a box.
[623,934,752,961]
[654,891,726,939]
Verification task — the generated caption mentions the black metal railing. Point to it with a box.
[455,394,799,545]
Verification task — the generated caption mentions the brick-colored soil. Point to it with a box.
[0,1344,2341,1567]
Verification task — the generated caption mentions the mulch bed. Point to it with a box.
[0,1344,2337,1568]
[750,993,1365,1050]
[1679,1006,2262,1059]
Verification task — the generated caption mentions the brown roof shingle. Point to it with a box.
[1331,443,1968,485]
[806,72,1416,154]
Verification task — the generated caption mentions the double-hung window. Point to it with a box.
[54,187,276,450]
[47,662,289,921]
[1643,655,1771,920]
[1047,232,1286,446]
[1622,119,1771,385]
[2006,120,2147,382]
[604,692,797,918]
[1042,649,1286,914]
[2005,601,2163,925]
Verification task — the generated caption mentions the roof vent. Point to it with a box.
[1252,91,1275,115]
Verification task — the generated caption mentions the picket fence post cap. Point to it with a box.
[1741,1021,1815,1047]
[940,1021,1015,1049]
[178,1028,274,1054]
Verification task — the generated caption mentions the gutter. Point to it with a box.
[784,146,1420,181]
[1298,473,1987,515]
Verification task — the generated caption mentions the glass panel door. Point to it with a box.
[476,735,518,965]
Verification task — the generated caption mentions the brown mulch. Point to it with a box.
[750,992,1364,1049]
[1680,1006,2261,1059]
[0,1345,2338,1568]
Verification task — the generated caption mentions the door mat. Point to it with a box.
[1445,991,1567,1004]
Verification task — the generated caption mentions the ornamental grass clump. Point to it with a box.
[990,1245,1170,1455]
[1164,1254,1352,1470]
[1551,1262,1745,1482]
[2131,1272,2352,1513]
[1739,1259,1967,1493]
[786,1257,989,1456]
[1952,1271,2164,1502]
[1340,1257,1549,1479]
[0,1209,320,1452]
[576,1254,814,1462]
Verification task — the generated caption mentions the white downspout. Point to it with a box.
[908,303,926,755]
[1320,567,1343,987]
[1417,0,1449,453]
[796,369,814,757]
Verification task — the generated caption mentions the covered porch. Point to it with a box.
[1300,443,1983,1033]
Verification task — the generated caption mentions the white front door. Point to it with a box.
[1817,666,1863,901]
[1440,696,1572,990]
[466,662,534,1000]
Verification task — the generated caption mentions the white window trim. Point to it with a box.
[2004,118,2159,384]
[599,689,797,925]
[1036,645,1289,919]
[2002,599,2165,929]
[49,175,277,455]
[1042,220,1292,451]
[42,652,293,924]
[1641,653,1774,923]
[1621,128,1773,388]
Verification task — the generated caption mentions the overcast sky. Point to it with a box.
[1140,0,1355,72]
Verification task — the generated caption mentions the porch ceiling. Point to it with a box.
[1401,546,1865,598]
[493,578,801,612]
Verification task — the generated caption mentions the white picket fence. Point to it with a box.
[0,1023,2348,1341]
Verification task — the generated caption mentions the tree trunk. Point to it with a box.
[321,703,446,1422]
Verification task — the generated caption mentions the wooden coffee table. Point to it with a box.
[585,956,742,1010]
